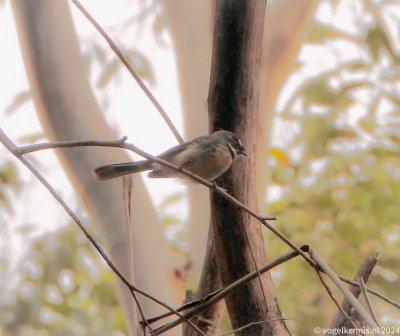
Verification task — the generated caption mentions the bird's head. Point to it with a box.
[214,130,247,159]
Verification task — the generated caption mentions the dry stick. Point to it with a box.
[18,138,400,312]
[338,276,399,309]
[220,317,294,336]
[70,0,184,145]
[152,247,308,335]
[241,209,269,313]
[149,247,307,323]
[359,277,379,327]
[0,129,205,336]
[122,176,154,336]
[315,270,359,331]
[329,252,384,330]
[310,248,381,336]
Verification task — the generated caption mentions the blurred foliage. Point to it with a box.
[266,1,400,334]
[0,225,127,336]
[0,161,20,213]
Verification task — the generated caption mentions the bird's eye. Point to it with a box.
[234,141,241,148]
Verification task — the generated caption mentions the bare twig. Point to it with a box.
[359,277,379,327]
[242,209,269,311]
[315,270,359,332]
[122,176,154,336]
[310,248,381,335]
[220,317,295,336]
[329,253,380,330]
[0,129,205,336]
[338,275,400,309]
[19,137,129,154]
[70,0,184,144]
[151,247,308,335]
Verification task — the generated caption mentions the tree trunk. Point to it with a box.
[11,1,179,334]
[208,0,289,335]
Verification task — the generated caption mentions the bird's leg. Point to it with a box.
[211,180,227,192]
[174,165,183,173]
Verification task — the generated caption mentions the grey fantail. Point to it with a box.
[93,130,247,182]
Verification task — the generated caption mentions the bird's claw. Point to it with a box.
[211,181,227,192]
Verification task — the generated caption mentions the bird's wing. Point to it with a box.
[157,141,193,161]
[155,134,216,164]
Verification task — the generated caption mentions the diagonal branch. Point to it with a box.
[315,270,359,331]
[70,0,184,144]
[18,137,320,268]
[152,247,307,335]
[329,252,383,330]
[310,248,381,335]
[0,129,205,336]
[359,277,379,327]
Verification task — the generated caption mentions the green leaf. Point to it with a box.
[0,162,19,189]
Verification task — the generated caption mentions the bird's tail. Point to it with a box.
[93,160,151,181]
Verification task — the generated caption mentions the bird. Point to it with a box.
[93,130,247,182]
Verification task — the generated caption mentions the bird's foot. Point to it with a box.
[211,181,227,192]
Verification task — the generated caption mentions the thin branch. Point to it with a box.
[220,317,295,336]
[151,247,308,335]
[310,248,381,335]
[19,137,129,154]
[0,129,205,336]
[315,270,359,332]
[242,209,268,310]
[359,277,379,327]
[329,253,380,330]
[132,291,152,336]
[338,275,400,309]
[122,176,154,336]
[70,0,184,144]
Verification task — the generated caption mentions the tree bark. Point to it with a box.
[182,225,224,336]
[208,0,289,335]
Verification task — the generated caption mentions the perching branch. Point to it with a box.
[18,137,321,269]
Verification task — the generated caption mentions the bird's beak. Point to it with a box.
[239,150,248,156]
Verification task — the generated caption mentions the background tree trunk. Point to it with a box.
[11,1,179,334]
[162,1,214,281]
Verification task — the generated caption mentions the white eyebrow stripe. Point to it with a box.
[228,143,237,160]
